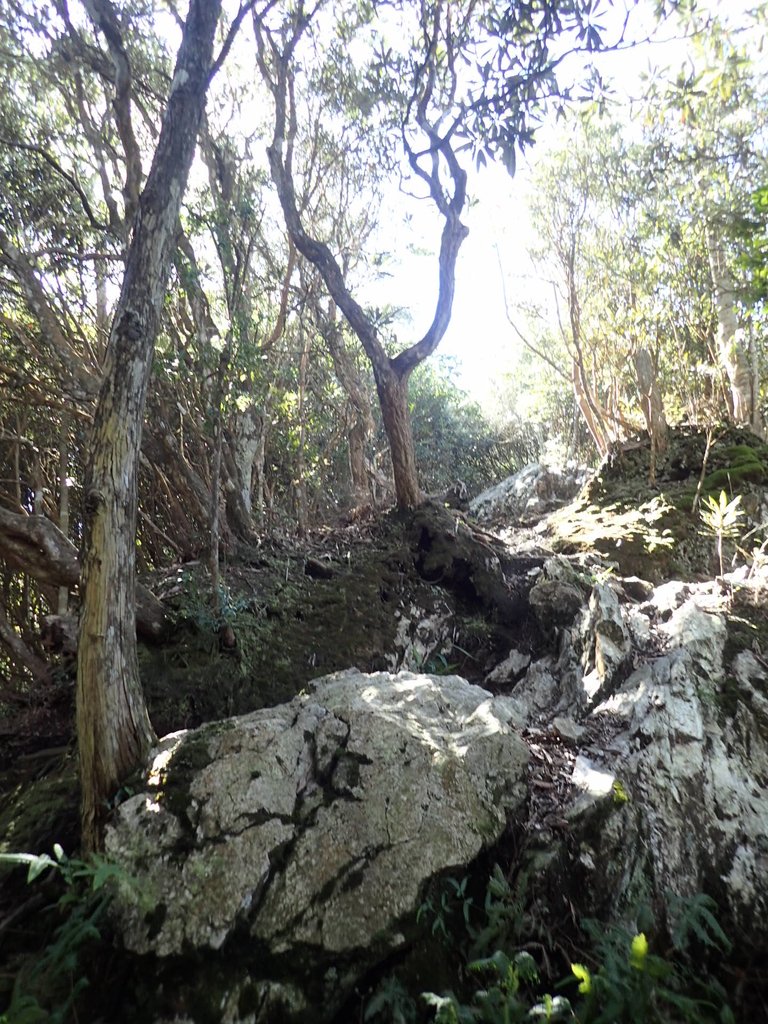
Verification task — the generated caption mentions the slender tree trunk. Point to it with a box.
[376,369,421,509]
[571,361,609,457]
[749,323,763,436]
[348,418,369,502]
[634,346,668,483]
[295,336,310,534]
[32,454,44,515]
[233,405,263,516]
[259,16,467,513]
[0,595,50,683]
[57,414,70,616]
[254,421,268,524]
[13,413,22,509]
[707,228,752,425]
[77,0,222,852]
[209,339,232,619]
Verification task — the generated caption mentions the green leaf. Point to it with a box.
[571,962,591,993]
[0,852,57,883]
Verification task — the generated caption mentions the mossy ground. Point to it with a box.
[550,425,768,581]
[138,507,540,736]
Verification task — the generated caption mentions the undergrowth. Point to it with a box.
[365,868,736,1024]
[0,847,139,1024]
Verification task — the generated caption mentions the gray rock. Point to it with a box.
[106,671,529,1022]
[552,716,585,745]
[581,583,631,702]
[571,754,615,798]
[660,600,725,681]
[511,660,560,717]
[644,579,691,617]
[581,631,768,942]
[485,648,531,685]
[470,461,590,523]
[621,576,654,602]
[529,579,585,629]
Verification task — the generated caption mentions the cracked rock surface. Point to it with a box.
[106,670,529,1020]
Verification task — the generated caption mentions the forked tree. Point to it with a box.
[254,0,627,507]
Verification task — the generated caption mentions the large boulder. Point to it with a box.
[471,461,590,523]
[106,670,529,1023]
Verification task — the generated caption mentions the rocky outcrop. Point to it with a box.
[106,671,529,1023]
[470,461,590,523]
[104,548,768,1022]
[507,564,768,964]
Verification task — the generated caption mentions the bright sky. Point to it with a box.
[375,0,765,410]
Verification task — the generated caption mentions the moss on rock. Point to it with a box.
[550,425,768,581]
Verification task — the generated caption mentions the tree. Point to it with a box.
[254,0,621,507]
[76,0,225,852]
[641,7,768,432]
[508,4,768,459]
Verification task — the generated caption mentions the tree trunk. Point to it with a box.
[232,405,264,516]
[749,323,763,437]
[57,413,70,617]
[294,336,310,534]
[634,346,668,457]
[260,17,467,513]
[320,305,375,504]
[377,369,421,509]
[76,0,222,852]
[707,228,752,425]
[571,360,609,457]
[0,594,50,683]
[209,339,233,619]
[348,418,370,503]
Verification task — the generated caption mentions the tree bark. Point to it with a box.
[321,303,375,503]
[232,405,264,516]
[348,419,370,502]
[377,369,421,509]
[76,0,222,852]
[634,347,668,452]
[707,228,752,425]
[57,414,71,617]
[749,324,763,436]
[0,504,166,640]
[0,594,51,683]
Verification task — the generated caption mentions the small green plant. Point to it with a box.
[699,490,744,578]
[423,950,546,1023]
[171,571,250,634]
[468,864,528,958]
[668,892,732,958]
[365,976,418,1023]
[424,652,461,676]
[417,875,475,941]
[0,846,137,1024]
[418,879,735,1024]
[564,913,734,1024]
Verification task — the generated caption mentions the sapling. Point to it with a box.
[699,490,744,578]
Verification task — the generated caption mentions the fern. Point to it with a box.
[670,892,733,955]
[365,977,418,1023]
[0,846,139,1024]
